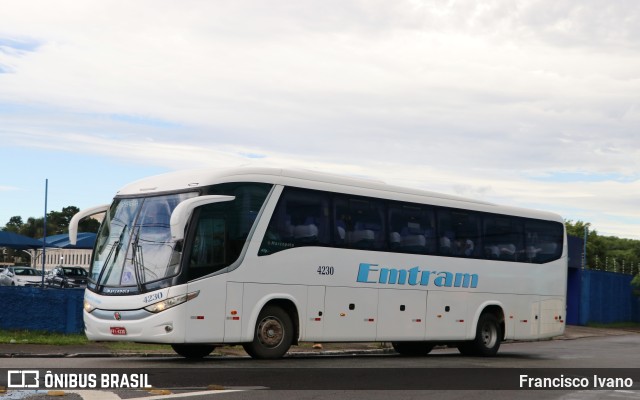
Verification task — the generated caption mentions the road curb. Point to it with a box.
[0,348,394,359]
[2,327,637,358]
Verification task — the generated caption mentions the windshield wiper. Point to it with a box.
[96,225,126,287]
[131,233,144,293]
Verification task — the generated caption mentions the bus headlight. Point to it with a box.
[83,299,96,313]
[144,291,199,313]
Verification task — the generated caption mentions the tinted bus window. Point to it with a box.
[260,188,331,255]
[388,203,436,254]
[525,220,564,263]
[483,216,524,261]
[258,187,563,264]
[335,196,386,251]
[189,183,271,279]
[437,209,481,257]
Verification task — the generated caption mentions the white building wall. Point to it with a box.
[28,248,92,272]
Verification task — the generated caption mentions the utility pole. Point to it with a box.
[41,179,48,287]
[582,225,588,269]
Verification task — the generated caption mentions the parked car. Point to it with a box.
[45,266,89,288]
[0,266,44,286]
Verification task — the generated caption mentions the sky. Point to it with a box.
[1,0,639,239]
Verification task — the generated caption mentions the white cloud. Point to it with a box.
[1,0,639,238]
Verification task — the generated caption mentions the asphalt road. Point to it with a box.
[2,334,639,400]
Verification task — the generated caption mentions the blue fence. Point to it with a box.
[0,286,84,334]
[0,269,638,334]
[578,269,640,325]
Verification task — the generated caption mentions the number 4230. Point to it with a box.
[317,266,334,275]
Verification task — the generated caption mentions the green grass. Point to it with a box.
[0,330,170,351]
[103,342,171,351]
[0,330,89,345]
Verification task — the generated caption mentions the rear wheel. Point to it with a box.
[171,344,216,359]
[457,313,501,357]
[392,341,435,356]
[243,305,294,359]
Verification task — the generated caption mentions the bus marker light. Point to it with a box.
[364,318,374,322]
[230,310,238,315]
[520,320,528,323]
[413,319,422,323]
[437,315,442,318]
[339,313,346,317]
[457,320,464,323]
[312,318,322,321]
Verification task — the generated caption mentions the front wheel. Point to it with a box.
[243,305,294,359]
[457,313,501,357]
[171,344,216,359]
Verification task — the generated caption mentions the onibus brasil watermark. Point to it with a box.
[7,370,151,389]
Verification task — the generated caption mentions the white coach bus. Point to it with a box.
[70,168,566,359]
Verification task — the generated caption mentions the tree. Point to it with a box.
[565,220,591,238]
[2,206,101,238]
[565,220,640,270]
[565,220,606,269]
[3,216,24,233]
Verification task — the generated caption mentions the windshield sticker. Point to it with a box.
[121,265,134,285]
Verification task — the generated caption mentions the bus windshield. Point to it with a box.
[91,192,197,288]
[90,182,272,290]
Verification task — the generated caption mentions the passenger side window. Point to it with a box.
[189,183,271,279]
[257,186,563,263]
[483,216,524,261]
[437,209,481,257]
[190,215,226,268]
[525,220,564,263]
[388,203,436,254]
[260,188,330,255]
[335,196,386,251]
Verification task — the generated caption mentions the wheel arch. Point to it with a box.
[243,294,301,344]
[471,302,506,342]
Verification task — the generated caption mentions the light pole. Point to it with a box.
[582,225,588,269]
[41,178,48,287]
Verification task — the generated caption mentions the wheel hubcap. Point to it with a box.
[481,322,497,348]
[257,317,284,348]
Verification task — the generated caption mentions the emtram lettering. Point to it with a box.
[356,263,478,288]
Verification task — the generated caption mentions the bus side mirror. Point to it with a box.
[170,195,235,242]
[69,204,110,245]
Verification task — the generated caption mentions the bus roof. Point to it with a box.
[116,167,563,222]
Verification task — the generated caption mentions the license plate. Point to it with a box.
[110,327,127,335]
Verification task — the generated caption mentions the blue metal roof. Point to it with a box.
[41,233,96,249]
[0,231,49,250]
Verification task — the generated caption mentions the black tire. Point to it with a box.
[392,341,435,356]
[171,344,216,359]
[456,341,476,356]
[243,305,294,359]
[457,313,501,357]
